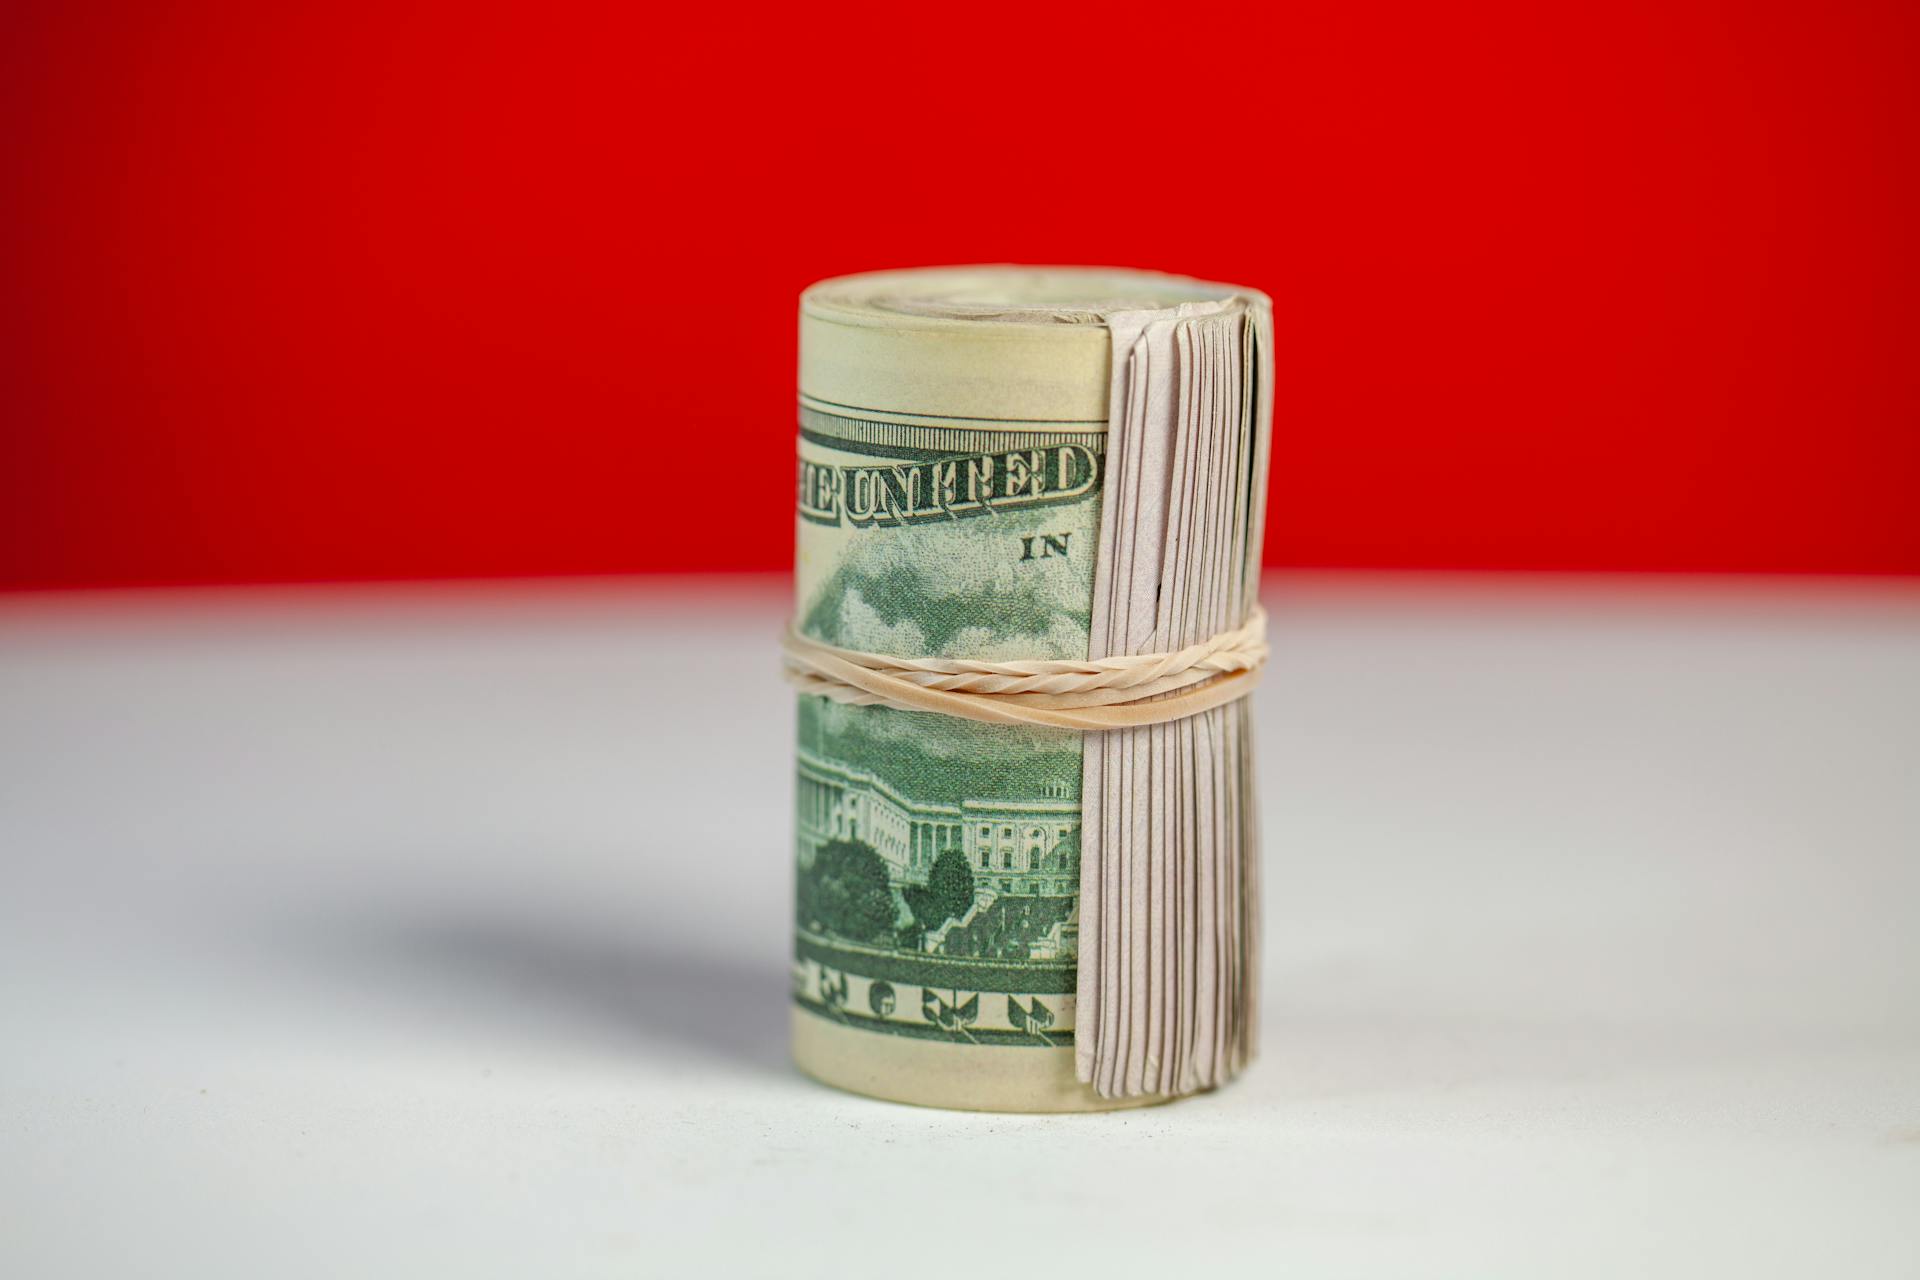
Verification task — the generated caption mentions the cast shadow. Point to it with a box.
[265,905,793,1078]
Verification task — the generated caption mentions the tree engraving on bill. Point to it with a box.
[792,405,1104,1048]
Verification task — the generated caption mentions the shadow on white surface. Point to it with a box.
[253,904,793,1077]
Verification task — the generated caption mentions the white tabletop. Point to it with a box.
[3,574,1916,1278]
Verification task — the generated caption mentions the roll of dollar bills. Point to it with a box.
[789,267,1273,1111]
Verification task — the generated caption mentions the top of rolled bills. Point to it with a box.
[803,264,1260,326]
[800,266,1269,426]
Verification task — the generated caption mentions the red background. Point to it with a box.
[3,2,1915,590]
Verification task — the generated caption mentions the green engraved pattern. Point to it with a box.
[793,410,1103,1046]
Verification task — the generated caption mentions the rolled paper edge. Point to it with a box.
[791,1010,1179,1114]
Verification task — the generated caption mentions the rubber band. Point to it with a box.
[781,606,1266,731]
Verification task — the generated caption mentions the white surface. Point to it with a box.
[2,573,1917,1278]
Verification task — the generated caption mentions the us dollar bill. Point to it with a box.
[791,268,1271,1111]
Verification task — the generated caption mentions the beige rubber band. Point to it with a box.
[782,606,1267,731]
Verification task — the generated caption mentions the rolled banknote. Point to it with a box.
[789,267,1273,1111]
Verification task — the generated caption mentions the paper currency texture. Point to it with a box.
[792,267,1273,1111]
